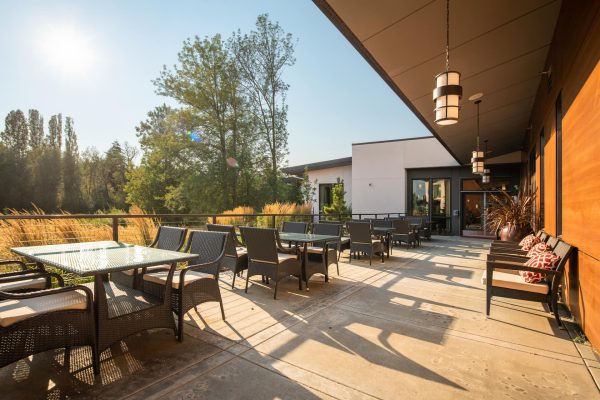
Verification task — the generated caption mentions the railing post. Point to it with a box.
[271,215,276,229]
[359,214,362,220]
[112,217,119,242]
[212,215,217,224]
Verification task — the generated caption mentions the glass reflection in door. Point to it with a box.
[462,193,483,233]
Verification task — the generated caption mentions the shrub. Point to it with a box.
[216,206,256,227]
[256,202,312,229]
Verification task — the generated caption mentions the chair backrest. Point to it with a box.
[153,226,187,251]
[312,223,342,237]
[372,219,392,228]
[348,222,372,244]
[240,227,279,264]
[539,231,549,242]
[552,241,574,274]
[281,221,308,234]
[406,216,423,226]
[546,236,559,250]
[391,219,410,234]
[319,220,342,225]
[206,224,238,257]
[185,231,227,266]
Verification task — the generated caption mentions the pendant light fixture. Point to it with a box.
[433,0,462,125]
[482,140,491,183]
[471,99,485,174]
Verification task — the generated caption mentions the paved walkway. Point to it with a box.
[2,237,599,399]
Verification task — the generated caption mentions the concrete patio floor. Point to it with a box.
[2,236,599,399]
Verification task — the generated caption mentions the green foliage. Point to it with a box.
[299,167,317,207]
[322,178,350,220]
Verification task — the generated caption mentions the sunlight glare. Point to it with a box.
[36,24,99,78]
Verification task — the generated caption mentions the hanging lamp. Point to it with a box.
[433,0,462,125]
[471,99,485,174]
[482,140,491,183]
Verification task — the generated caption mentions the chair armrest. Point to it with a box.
[0,284,94,309]
[487,260,560,276]
[0,260,28,271]
[0,270,64,287]
[184,257,222,277]
[487,253,529,263]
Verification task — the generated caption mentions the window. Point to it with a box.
[556,94,563,235]
[318,184,333,211]
[411,179,429,216]
[432,179,451,234]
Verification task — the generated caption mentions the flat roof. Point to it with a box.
[352,135,432,146]
[282,156,352,176]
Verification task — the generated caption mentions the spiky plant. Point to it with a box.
[486,191,534,233]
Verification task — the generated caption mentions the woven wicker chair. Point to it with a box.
[0,283,98,374]
[281,221,309,248]
[112,226,188,288]
[348,222,385,265]
[0,260,64,293]
[306,223,341,281]
[483,240,574,327]
[391,219,416,248]
[240,227,302,299]
[206,224,248,289]
[143,230,227,341]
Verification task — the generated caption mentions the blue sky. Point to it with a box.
[0,0,430,165]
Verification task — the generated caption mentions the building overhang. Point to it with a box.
[313,0,561,165]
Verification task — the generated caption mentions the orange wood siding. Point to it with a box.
[526,0,600,349]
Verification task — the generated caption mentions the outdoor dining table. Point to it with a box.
[372,226,395,257]
[11,240,198,363]
[278,232,340,289]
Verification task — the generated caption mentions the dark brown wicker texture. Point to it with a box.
[111,226,188,288]
[0,278,98,375]
[307,223,342,279]
[206,224,248,289]
[348,222,385,265]
[240,227,302,299]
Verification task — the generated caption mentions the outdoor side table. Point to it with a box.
[11,241,198,365]
[278,232,340,289]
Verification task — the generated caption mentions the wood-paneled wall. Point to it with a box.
[525,0,600,349]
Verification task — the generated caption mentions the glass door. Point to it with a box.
[462,193,484,235]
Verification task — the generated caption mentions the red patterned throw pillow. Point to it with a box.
[520,251,560,283]
[520,235,540,251]
[519,234,535,247]
[527,242,550,258]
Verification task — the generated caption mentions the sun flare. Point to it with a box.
[36,24,98,77]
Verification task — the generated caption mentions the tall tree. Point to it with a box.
[104,141,128,209]
[231,14,296,201]
[48,114,62,149]
[27,109,44,150]
[1,110,30,207]
[61,116,82,211]
[2,110,29,159]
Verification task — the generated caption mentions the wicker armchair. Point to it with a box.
[112,226,188,288]
[306,223,342,281]
[348,222,385,265]
[143,230,227,341]
[281,221,309,248]
[206,224,248,289]
[0,283,98,374]
[483,240,574,327]
[0,260,64,292]
[240,227,302,299]
[391,219,416,248]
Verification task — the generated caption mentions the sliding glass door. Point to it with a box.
[410,178,451,234]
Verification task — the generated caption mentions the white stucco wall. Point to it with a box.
[351,137,459,214]
[306,165,352,213]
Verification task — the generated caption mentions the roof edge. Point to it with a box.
[352,135,433,146]
[282,156,352,175]
[312,0,463,166]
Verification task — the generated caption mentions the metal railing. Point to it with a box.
[0,211,407,246]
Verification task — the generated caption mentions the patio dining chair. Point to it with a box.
[207,224,248,289]
[0,260,64,293]
[0,281,99,374]
[483,240,574,327]
[306,223,342,281]
[112,226,188,288]
[281,221,309,248]
[143,230,227,341]
[391,219,416,248]
[347,222,384,265]
[240,227,302,299]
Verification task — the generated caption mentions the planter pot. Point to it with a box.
[499,225,527,242]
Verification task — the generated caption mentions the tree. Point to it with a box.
[299,167,317,206]
[322,178,350,220]
[61,116,82,211]
[2,110,29,159]
[28,109,44,150]
[231,14,296,202]
[104,141,128,209]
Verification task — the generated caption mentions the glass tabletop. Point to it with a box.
[11,241,198,277]
[373,227,395,232]
[278,232,340,243]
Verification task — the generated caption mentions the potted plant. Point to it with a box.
[486,191,534,242]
